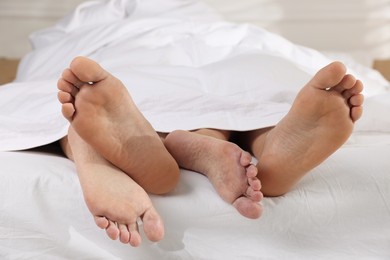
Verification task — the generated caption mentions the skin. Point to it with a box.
[242,63,363,196]
[64,126,164,247]
[58,58,180,195]
[164,129,263,219]
[57,57,363,246]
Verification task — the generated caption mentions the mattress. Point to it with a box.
[1,0,390,259]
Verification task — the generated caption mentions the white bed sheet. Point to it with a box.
[1,132,390,259]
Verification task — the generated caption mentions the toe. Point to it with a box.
[58,91,74,104]
[62,68,84,87]
[142,207,164,242]
[232,197,262,219]
[310,61,346,89]
[333,74,356,93]
[57,78,79,96]
[70,56,108,83]
[353,80,364,94]
[106,220,120,240]
[248,177,261,190]
[118,223,130,244]
[128,222,142,247]
[351,106,363,122]
[61,103,75,121]
[239,151,253,166]
[245,186,254,197]
[343,80,364,99]
[245,186,263,202]
[246,164,258,178]
[94,216,109,229]
[349,94,364,107]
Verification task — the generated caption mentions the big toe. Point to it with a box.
[142,207,165,242]
[70,56,108,83]
[233,197,262,219]
[310,61,347,89]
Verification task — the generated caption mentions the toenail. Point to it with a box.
[250,157,258,165]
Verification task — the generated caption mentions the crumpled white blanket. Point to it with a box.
[0,0,389,151]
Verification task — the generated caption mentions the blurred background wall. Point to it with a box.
[0,0,389,66]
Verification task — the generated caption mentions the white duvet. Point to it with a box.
[1,0,390,259]
[0,0,389,151]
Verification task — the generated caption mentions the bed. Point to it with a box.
[1,0,390,259]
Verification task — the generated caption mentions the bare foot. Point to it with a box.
[164,130,263,219]
[256,62,364,196]
[57,57,179,194]
[67,127,164,247]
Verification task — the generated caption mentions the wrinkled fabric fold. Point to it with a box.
[0,0,389,151]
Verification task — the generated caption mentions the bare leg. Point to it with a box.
[60,128,164,247]
[164,128,263,219]
[239,62,364,196]
[57,56,179,194]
